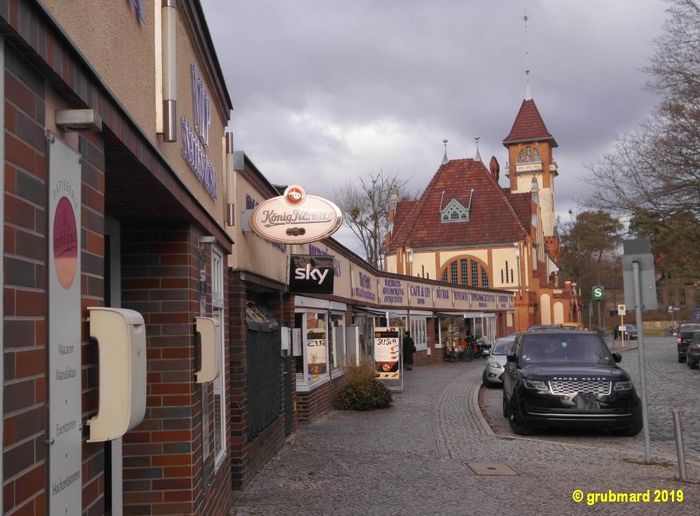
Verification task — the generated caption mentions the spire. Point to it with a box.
[442,139,449,164]
[525,70,532,100]
[523,12,532,100]
[474,136,481,161]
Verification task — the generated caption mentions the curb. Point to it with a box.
[472,384,495,436]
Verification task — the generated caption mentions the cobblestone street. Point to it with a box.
[232,338,700,515]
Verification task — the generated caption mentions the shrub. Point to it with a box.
[335,361,392,411]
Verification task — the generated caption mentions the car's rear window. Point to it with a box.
[520,333,613,365]
[680,324,700,333]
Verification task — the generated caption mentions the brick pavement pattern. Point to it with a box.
[232,340,700,515]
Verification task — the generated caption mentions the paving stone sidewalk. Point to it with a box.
[232,359,700,515]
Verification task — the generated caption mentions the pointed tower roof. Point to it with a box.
[503,98,557,147]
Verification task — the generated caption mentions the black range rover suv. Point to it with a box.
[502,330,642,436]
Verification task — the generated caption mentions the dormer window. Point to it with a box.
[441,198,470,223]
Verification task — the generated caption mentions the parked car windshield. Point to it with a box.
[492,338,515,355]
[520,333,613,365]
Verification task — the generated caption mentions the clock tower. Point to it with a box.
[503,95,558,240]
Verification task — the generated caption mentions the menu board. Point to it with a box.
[307,329,327,377]
[374,327,400,379]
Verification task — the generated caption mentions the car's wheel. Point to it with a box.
[690,359,698,370]
[482,371,493,388]
[678,354,685,363]
[611,398,643,437]
[508,398,533,435]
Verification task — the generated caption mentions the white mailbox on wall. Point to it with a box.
[87,307,147,442]
[195,317,219,383]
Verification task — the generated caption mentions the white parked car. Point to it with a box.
[482,334,517,387]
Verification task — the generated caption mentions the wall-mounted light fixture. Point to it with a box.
[55,109,102,132]
[225,132,235,226]
[161,0,177,142]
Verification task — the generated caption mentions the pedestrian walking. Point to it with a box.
[403,331,416,370]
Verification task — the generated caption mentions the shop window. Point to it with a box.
[295,311,330,386]
[331,313,346,370]
[211,247,226,468]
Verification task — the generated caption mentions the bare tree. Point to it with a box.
[334,170,410,269]
[586,0,700,219]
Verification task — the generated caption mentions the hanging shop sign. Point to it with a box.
[374,327,400,379]
[249,185,342,244]
[289,255,335,294]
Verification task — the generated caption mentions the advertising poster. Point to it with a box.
[374,327,400,379]
[307,329,328,376]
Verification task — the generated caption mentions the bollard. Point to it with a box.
[672,409,687,481]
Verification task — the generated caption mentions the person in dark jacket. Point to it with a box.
[403,331,416,370]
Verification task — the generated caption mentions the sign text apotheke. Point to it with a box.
[249,185,342,244]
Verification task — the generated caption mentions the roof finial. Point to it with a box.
[442,139,449,164]
[523,12,533,100]
[474,136,481,161]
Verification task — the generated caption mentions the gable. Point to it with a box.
[390,159,528,250]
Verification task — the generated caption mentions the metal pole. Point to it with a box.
[588,300,592,331]
[672,409,687,481]
[597,300,601,331]
[633,260,651,463]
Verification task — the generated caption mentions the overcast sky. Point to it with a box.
[201,0,670,253]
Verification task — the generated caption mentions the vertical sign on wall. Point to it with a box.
[48,137,82,515]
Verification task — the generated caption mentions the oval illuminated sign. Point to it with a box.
[249,185,343,244]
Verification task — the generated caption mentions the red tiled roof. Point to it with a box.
[503,98,557,147]
[388,159,529,251]
[393,200,416,225]
[504,191,533,232]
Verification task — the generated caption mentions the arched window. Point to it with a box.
[440,256,490,288]
[518,146,541,163]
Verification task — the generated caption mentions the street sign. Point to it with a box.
[617,304,626,316]
[592,285,605,301]
[622,239,658,310]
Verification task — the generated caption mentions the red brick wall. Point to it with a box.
[120,225,232,516]
[3,46,107,515]
[228,272,289,493]
[3,44,51,516]
[294,376,346,425]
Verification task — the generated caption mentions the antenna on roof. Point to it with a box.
[439,190,445,211]
[474,136,481,162]
[442,139,449,164]
[523,12,533,100]
[467,188,475,214]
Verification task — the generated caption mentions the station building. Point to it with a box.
[385,95,582,331]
